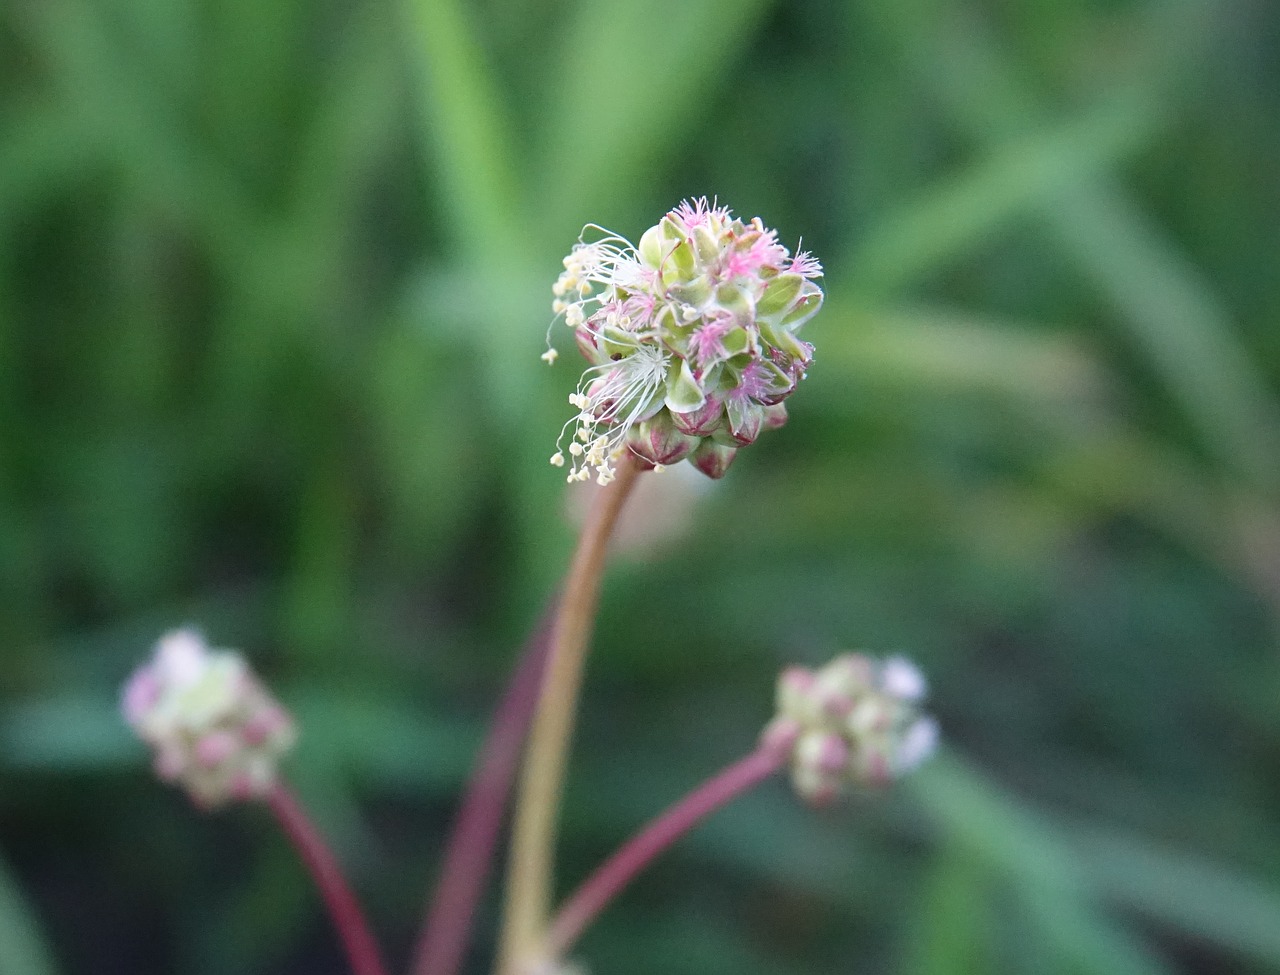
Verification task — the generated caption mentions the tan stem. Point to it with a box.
[497,454,643,974]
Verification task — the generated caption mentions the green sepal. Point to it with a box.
[752,358,794,398]
[653,302,679,336]
[760,320,812,362]
[725,395,763,445]
[714,283,756,330]
[669,274,712,307]
[664,238,696,284]
[599,324,640,359]
[692,225,720,264]
[640,224,673,269]
[721,326,752,358]
[757,273,803,316]
[779,286,823,329]
[664,357,706,412]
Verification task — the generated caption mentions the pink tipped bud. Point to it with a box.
[227,770,259,802]
[761,402,789,431]
[689,439,737,479]
[816,685,855,719]
[777,665,814,706]
[669,396,724,438]
[120,669,160,728]
[724,395,764,446]
[626,411,700,466]
[121,629,296,810]
[242,704,289,745]
[153,745,185,782]
[194,730,238,768]
[815,733,850,774]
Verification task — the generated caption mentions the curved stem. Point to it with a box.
[410,600,558,975]
[268,783,389,975]
[546,747,782,959]
[497,454,643,974]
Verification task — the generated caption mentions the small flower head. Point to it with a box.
[545,199,823,483]
[121,629,296,809]
[760,653,937,805]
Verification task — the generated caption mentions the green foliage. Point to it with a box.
[0,854,61,975]
[2,0,1279,971]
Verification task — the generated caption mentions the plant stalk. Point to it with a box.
[268,783,389,975]
[497,454,643,973]
[410,600,558,975]
[546,747,782,958]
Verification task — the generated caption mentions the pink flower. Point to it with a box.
[545,200,824,482]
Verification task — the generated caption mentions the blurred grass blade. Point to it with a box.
[817,303,1106,409]
[0,853,60,975]
[401,0,545,425]
[908,751,1085,893]
[913,754,1170,975]
[1022,887,1170,975]
[1043,183,1280,491]
[1033,432,1280,610]
[402,0,522,260]
[1,696,135,770]
[905,849,996,975]
[12,0,256,262]
[857,0,1280,494]
[843,88,1161,297]
[288,8,403,240]
[0,106,104,234]
[1071,826,1280,966]
[530,0,774,230]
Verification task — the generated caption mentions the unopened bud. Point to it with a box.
[764,652,937,804]
[626,410,701,467]
[121,629,296,809]
[689,439,738,480]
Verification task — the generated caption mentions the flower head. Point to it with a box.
[122,629,296,809]
[760,653,938,805]
[546,199,823,483]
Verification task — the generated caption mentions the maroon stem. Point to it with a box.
[410,602,558,975]
[546,747,783,958]
[268,782,389,975]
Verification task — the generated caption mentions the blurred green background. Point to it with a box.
[3,0,1280,972]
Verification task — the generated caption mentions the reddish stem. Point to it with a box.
[410,603,557,975]
[546,747,783,958]
[268,783,389,975]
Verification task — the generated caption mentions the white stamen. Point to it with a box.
[554,338,671,483]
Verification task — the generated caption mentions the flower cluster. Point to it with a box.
[546,198,823,484]
[121,629,296,809]
[761,654,938,805]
